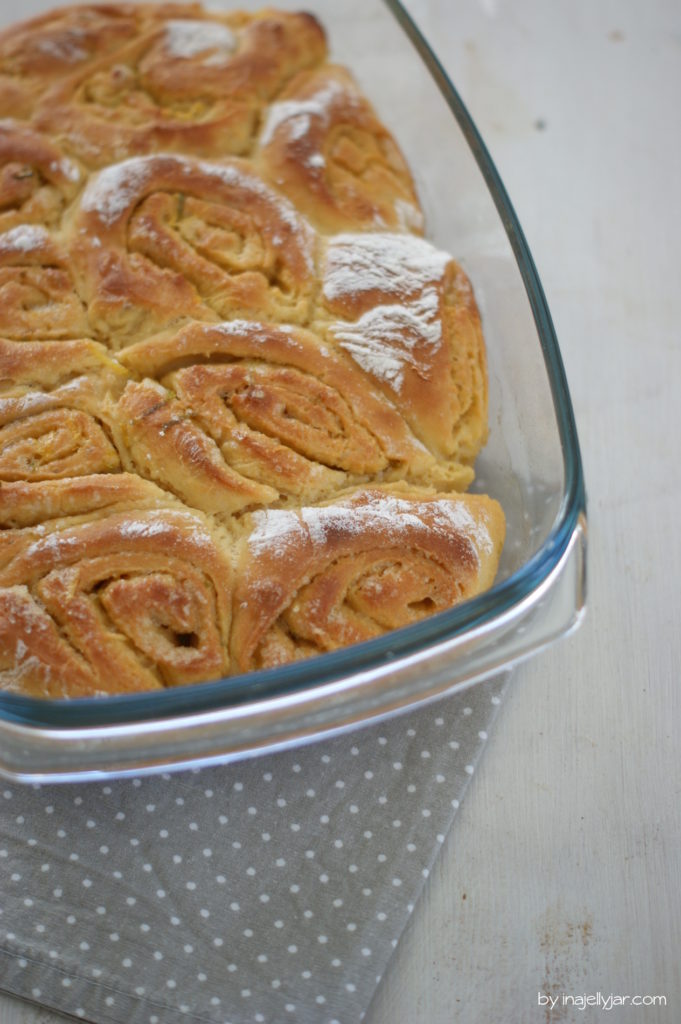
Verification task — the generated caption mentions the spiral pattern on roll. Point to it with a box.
[0,338,125,482]
[70,154,317,346]
[232,486,505,671]
[119,319,438,508]
[0,476,232,696]
[258,66,424,234]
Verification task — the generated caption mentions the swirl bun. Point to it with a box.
[258,65,423,234]
[70,154,316,346]
[0,337,126,483]
[0,475,232,695]
[319,232,488,467]
[232,486,505,671]
[120,319,441,503]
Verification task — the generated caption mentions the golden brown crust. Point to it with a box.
[32,9,326,167]
[0,223,88,339]
[120,319,441,499]
[318,232,488,465]
[0,337,126,482]
[0,3,503,698]
[68,153,316,346]
[0,475,233,696]
[231,485,505,671]
[0,121,82,232]
[257,65,423,234]
[114,377,278,515]
[0,4,145,119]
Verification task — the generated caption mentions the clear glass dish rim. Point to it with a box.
[0,0,586,730]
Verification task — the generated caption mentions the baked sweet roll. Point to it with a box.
[117,318,454,510]
[0,474,233,696]
[232,485,505,671]
[0,221,88,339]
[112,377,278,516]
[34,8,326,167]
[69,154,316,346]
[318,232,488,475]
[0,3,144,119]
[0,337,126,482]
[258,65,423,234]
[0,121,81,233]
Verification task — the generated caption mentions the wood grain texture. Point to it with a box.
[2,0,680,1021]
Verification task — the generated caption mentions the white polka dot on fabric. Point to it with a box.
[0,685,501,1024]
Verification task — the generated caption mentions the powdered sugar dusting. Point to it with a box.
[36,34,87,63]
[24,530,79,563]
[164,19,236,62]
[0,224,50,253]
[80,155,314,267]
[324,233,450,302]
[260,81,344,147]
[394,198,425,232]
[113,511,216,550]
[331,288,442,392]
[54,157,81,184]
[248,508,304,557]
[117,518,171,540]
[249,492,491,565]
[81,157,152,225]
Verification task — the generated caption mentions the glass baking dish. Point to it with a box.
[0,0,586,781]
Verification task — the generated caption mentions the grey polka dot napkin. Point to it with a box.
[0,675,507,1024]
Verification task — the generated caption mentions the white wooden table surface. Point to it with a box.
[2,0,680,1022]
